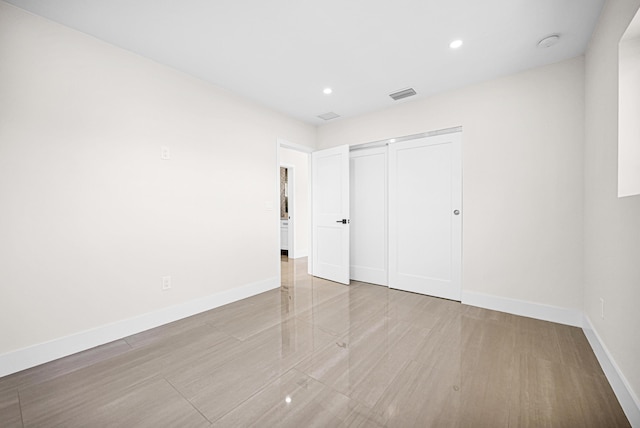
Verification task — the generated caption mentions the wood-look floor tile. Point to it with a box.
[242,316,339,372]
[201,284,343,342]
[458,317,515,427]
[339,402,387,428]
[462,304,516,323]
[412,317,462,369]
[259,275,351,318]
[124,312,212,348]
[384,292,442,332]
[15,326,225,426]
[515,328,561,363]
[282,279,352,314]
[513,319,563,364]
[174,351,282,422]
[568,369,632,428]
[411,297,464,336]
[296,285,388,336]
[212,368,384,428]
[350,322,429,408]
[553,324,603,374]
[27,377,208,428]
[296,317,428,408]
[167,316,337,422]
[160,334,246,392]
[373,359,460,427]
[159,329,244,378]
[509,354,630,428]
[514,313,551,329]
[193,295,263,326]
[18,348,164,427]
[0,388,22,428]
[0,339,132,392]
[205,299,293,341]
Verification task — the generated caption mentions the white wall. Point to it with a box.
[618,33,640,197]
[318,57,585,313]
[280,147,309,258]
[0,2,315,357]
[584,0,640,409]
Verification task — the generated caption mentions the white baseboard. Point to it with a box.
[582,315,640,427]
[461,290,582,327]
[0,277,279,378]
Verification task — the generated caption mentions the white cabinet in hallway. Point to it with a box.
[280,220,288,251]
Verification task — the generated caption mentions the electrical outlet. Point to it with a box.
[600,298,604,319]
[161,146,171,160]
[162,276,171,291]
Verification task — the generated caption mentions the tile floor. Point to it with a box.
[0,257,630,427]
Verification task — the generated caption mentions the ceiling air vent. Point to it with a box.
[389,88,417,101]
[317,112,341,121]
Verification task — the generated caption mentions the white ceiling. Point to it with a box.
[5,0,604,125]
[622,5,640,40]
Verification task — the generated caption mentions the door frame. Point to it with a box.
[276,138,313,281]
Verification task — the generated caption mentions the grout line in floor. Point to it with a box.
[17,388,24,428]
[164,376,212,425]
[208,366,297,425]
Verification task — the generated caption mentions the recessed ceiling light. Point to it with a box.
[449,39,463,49]
[389,139,396,143]
[323,87,332,95]
[537,34,560,48]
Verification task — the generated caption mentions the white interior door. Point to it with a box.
[312,145,350,284]
[389,133,462,300]
[350,147,387,286]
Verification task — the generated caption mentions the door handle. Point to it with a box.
[336,219,350,224]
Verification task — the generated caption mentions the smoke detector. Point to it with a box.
[538,34,560,48]
[317,112,340,121]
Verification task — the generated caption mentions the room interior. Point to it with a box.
[0,0,639,426]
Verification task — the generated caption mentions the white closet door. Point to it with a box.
[388,133,462,300]
[350,147,387,286]
[312,145,350,285]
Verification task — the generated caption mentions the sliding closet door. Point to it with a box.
[350,147,387,286]
[388,133,462,300]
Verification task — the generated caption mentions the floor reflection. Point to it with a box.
[268,257,628,428]
[1,257,627,427]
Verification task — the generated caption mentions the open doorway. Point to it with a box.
[279,165,293,258]
[277,141,311,276]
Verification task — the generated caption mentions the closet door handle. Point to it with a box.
[336,219,350,224]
